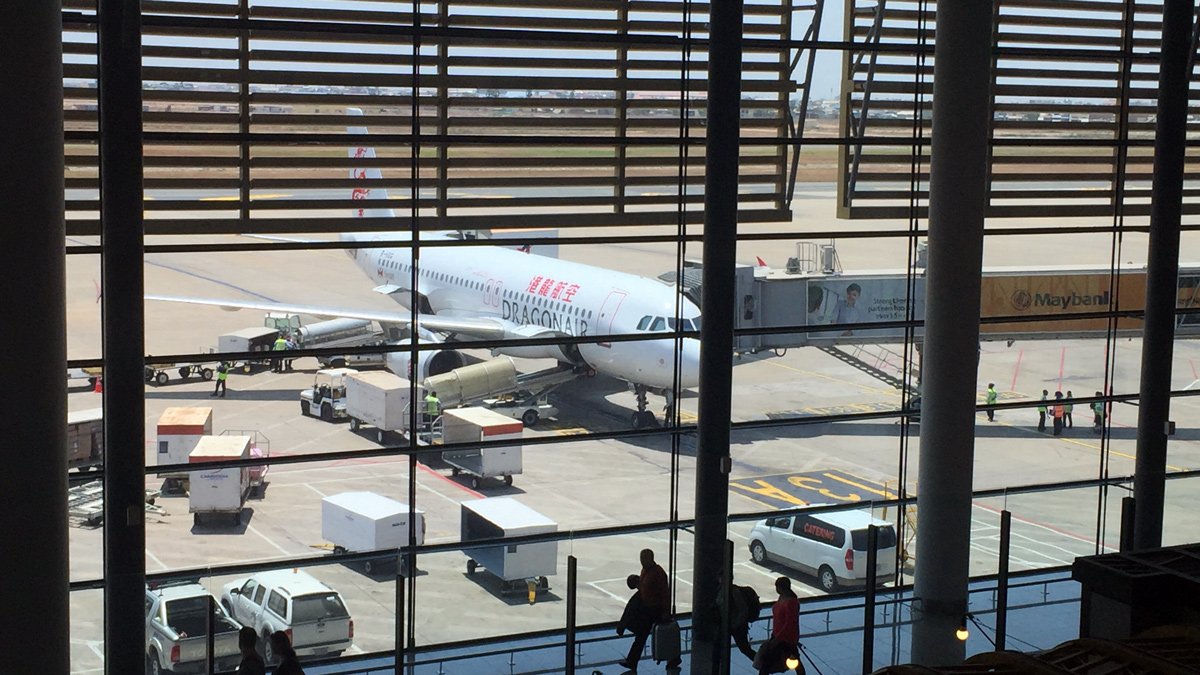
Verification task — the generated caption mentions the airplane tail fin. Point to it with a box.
[347,107,399,222]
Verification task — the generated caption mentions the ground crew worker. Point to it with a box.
[1063,390,1074,429]
[1091,391,1106,435]
[1037,389,1048,432]
[211,362,229,398]
[271,333,288,372]
[424,390,440,428]
[986,383,998,422]
[1052,391,1064,436]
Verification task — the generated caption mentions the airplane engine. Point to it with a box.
[384,345,465,382]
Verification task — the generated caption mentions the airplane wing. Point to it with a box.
[145,294,509,341]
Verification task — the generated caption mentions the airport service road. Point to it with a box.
[64,224,1200,672]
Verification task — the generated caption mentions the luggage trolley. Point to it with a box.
[461,497,556,600]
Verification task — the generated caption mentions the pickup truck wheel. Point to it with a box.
[262,631,275,664]
[349,418,361,432]
[750,541,768,564]
[155,371,169,386]
[146,651,164,675]
[321,403,333,422]
[521,409,539,427]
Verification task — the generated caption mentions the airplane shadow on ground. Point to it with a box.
[144,387,306,402]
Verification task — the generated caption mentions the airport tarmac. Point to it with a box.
[63,199,1200,672]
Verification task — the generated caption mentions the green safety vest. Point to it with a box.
[1092,401,1105,418]
[1037,397,1047,413]
[425,395,439,415]
[986,388,998,405]
[1064,402,1073,413]
[273,337,288,351]
[217,366,228,381]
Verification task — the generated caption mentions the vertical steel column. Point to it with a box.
[0,2,67,672]
[565,555,577,675]
[911,0,993,666]
[1133,0,1192,552]
[690,2,743,673]
[98,0,147,672]
[863,524,879,673]
[995,510,1011,651]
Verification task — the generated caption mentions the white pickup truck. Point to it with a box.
[221,569,354,663]
[144,582,242,675]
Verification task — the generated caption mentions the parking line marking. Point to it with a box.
[417,462,484,498]
[246,523,293,556]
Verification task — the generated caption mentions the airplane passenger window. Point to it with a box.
[637,316,652,330]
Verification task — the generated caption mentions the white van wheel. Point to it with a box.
[818,566,837,592]
[750,541,767,564]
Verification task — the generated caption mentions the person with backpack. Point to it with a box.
[727,580,760,662]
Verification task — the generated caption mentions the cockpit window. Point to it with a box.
[650,317,666,331]
[637,316,652,331]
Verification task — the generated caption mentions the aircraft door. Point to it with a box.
[596,290,627,348]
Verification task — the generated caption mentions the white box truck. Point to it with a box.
[157,407,213,492]
[345,371,421,444]
[321,491,425,575]
[188,435,251,527]
[441,407,524,489]
[461,497,557,599]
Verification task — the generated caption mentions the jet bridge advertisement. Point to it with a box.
[799,270,1200,342]
[805,277,924,341]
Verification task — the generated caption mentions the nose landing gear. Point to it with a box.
[631,384,660,429]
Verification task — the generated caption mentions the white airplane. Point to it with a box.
[149,110,701,428]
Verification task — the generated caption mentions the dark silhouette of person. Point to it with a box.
[756,577,801,675]
[616,574,652,640]
[235,626,266,675]
[269,630,305,675]
[718,575,759,663]
[619,548,677,672]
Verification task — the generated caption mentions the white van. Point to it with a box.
[748,509,898,592]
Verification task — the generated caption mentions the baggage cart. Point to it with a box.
[188,435,252,527]
[441,407,524,489]
[157,407,213,493]
[322,492,424,575]
[345,371,421,444]
[67,408,104,471]
[217,327,280,372]
[461,497,556,599]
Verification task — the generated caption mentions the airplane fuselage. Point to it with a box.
[343,232,701,390]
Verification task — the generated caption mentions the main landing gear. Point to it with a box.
[631,385,659,429]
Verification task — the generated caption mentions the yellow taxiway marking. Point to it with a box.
[822,471,898,499]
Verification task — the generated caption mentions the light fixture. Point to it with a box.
[785,656,801,670]
[955,616,969,641]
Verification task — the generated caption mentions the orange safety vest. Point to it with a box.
[1051,404,1064,419]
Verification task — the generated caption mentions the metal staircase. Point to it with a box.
[816,343,918,391]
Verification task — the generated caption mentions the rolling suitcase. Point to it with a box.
[652,619,681,662]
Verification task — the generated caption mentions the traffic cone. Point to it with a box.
[93,378,103,393]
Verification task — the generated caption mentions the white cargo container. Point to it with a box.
[441,407,524,489]
[188,435,251,526]
[345,371,421,443]
[321,491,425,575]
[217,326,279,372]
[461,497,556,598]
[157,407,213,491]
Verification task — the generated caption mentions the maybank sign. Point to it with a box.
[1028,290,1111,310]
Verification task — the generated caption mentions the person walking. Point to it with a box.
[619,548,676,672]
[271,333,289,373]
[424,390,440,430]
[724,578,759,663]
[985,383,998,422]
[1092,391,1106,435]
[1037,390,1048,432]
[268,630,305,675]
[1063,391,1074,429]
[211,362,229,398]
[1052,391,1064,436]
[235,626,266,675]
[283,334,298,371]
[754,577,801,675]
